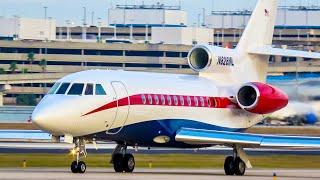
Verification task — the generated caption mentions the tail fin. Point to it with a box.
[237,0,278,51]
[235,0,278,82]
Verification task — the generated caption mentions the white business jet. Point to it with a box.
[32,0,320,176]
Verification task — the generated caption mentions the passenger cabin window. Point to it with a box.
[84,84,94,95]
[48,82,61,94]
[148,95,153,104]
[180,96,184,106]
[200,97,205,107]
[56,83,71,94]
[154,95,159,105]
[187,96,191,106]
[173,96,178,106]
[167,95,172,105]
[160,95,165,105]
[141,94,146,104]
[194,96,199,107]
[95,84,106,95]
[68,83,84,95]
[207,97,211,107]
[213,98,217,108]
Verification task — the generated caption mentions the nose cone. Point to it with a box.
[32,95,69,134]
[32,95,82,136]
[32,108,49,130]
[32,105,55,132]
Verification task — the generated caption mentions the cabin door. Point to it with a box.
[107,81,130,134]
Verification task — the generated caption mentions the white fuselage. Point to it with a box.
[32,70,262,147]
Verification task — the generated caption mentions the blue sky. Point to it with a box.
[0,0,319,26]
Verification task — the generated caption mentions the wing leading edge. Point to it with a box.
[175,128,320,149]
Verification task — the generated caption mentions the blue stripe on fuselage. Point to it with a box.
[91,119,245,148]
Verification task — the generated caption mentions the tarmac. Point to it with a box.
[0,168,319,180]
[1,142,320,155]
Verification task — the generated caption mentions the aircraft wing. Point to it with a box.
[248,46,320,59]
[175,128,320,149]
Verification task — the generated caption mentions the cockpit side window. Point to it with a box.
[84,84,94,95]
[48,82,61,94]
[95,84,106,95]
[56,83,71,94]
[68,83,84,95]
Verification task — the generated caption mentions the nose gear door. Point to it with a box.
[107,81,130,134]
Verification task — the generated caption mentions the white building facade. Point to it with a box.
[108,4,187,27]
[152,27,214,45]
[0,17,56,40]
[206,6,320,29]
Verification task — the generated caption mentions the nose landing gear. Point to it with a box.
[111,144,135,173]
[70,138,87,173]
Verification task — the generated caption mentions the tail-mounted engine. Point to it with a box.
[236,82,288,114]
[187,45,235,72]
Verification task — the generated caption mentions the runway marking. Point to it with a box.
[0,168,319,180]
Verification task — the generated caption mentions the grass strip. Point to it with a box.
[0,154,319,168]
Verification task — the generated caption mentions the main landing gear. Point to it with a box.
[70,138,87,173]
[111,144,135,173]
[224,145,250,176]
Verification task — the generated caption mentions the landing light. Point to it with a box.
[153,135,170,144]
[70,148,77,156]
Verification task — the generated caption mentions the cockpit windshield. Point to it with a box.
[84,84,94,95]
[48,82,61,94]
[68,83,84,95]
[56,83,71,94]
[50,82,106,96]
[96,84,106,95]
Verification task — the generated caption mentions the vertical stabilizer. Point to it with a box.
[235,0,278,82]
[237,0,278,52]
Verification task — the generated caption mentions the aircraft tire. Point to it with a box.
[113,153,124,172]
[234,157,246,176]
[123,154,135,173]
[224,156,235,175]
[77,161,86,173]
[71,161,79,173]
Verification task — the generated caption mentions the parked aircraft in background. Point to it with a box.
[266,101,318,125]
[270,78,320,101]
[32,0,320,176]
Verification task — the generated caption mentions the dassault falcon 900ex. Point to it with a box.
[32,0,320,176]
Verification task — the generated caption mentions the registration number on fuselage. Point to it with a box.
[217,56,234,66]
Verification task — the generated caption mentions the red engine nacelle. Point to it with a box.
[236,82,289,114]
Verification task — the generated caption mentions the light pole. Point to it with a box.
[97,18,102,42]
[44,6,47,20]
[113,21,117,39]
[66,20,70,40]
[216,31,220,46]
[48,17,52,41]
[13,15,20,39]
[145,23,149,42]
[129,19,133,41]
[82,7,87,40]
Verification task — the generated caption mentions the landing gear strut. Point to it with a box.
[224,146,247,176]
[111,144,135,173]
[70,138,87,173]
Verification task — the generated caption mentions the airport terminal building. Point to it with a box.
[0,4,319,105]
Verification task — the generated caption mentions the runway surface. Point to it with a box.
[0,168,319,180]
[1,142,320,155]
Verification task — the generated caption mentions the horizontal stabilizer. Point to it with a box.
[175,128,320,149]
[248,46,320,59]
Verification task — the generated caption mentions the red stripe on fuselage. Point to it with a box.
[83,94,238,116]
